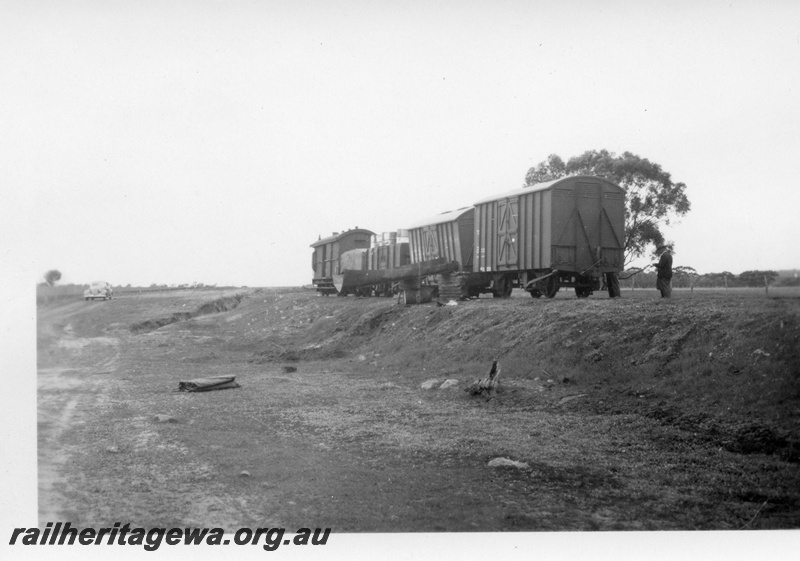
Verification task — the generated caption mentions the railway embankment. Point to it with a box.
[234,289,800,462]
[37,286,800,529]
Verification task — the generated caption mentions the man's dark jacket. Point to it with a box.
[655,252,673,280]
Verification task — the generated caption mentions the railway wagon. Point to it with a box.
[368,231,411,270]
[334,231,413,296]
[408,208,473,267]
[311,228,374,295]
[473,175,625,298]
[406,207,488,299]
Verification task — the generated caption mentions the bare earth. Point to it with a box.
[37,287,800,531]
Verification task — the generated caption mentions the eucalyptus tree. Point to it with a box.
[525,150,690,264]
[43,269,62,287]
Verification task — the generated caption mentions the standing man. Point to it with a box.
[653,244,673,298]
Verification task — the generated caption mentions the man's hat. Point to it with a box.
[656,244,671,252]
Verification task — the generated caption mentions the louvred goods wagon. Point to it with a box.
[408,208,474,266]
[407,207,487,300]
[473,175,625,298]
[311,228,374,295]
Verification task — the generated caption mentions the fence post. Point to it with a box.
[764,275,769,297]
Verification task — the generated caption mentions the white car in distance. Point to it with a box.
[84,281,113,301]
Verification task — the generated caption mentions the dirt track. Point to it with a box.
[37,287,800,531]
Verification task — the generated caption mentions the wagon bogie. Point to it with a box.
[542,274,560,298]
[523,270,601,299]
[491,274,514,298]
[570,273,600,298]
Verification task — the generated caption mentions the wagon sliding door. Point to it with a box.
[421,225,440,261]
[496,197,519,270]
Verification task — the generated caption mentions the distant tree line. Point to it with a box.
[618,268,792,290]
[148,282,217,289]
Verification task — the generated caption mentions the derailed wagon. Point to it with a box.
[311,227,457,300]
[472,175,625,298]
[364,231,412,296]
[330,230,413,297]
[332,227,459,302]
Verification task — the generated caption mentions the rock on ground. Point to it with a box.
[420,379,441,390]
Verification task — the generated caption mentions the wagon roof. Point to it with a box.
[407,207,473,229]
[473,175,624,205]
[310,228,375,248]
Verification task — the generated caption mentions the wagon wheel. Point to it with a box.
[529,288,542,298]
[492,277,503,298]
[492,276,513,298]
[502,278,513,297]
[541,274,560,298]
[575,286,592,298]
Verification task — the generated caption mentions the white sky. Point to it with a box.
[4,0,800,287]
